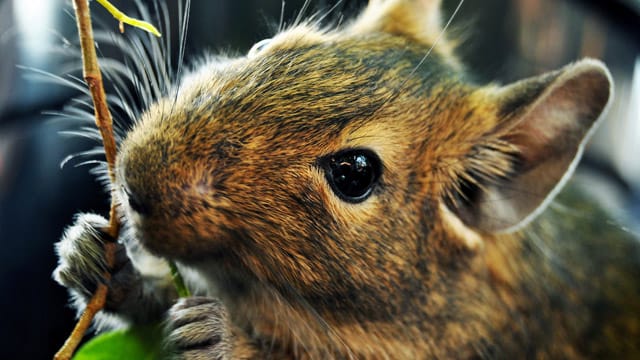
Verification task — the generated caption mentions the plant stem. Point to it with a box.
[169,261,192,298]
[54,0,120,359]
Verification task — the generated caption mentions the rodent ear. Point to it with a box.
[349,0,444,44]
[450,59,613,233]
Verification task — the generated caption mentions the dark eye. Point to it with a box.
[322,149,381,203]
[248,38,272,57]
[123,186,149,216]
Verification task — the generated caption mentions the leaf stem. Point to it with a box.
[169,262,192,298]
[96,0,162,37]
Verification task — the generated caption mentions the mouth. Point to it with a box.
[126,210,245,268]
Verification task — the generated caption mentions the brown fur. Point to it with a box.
[56,0,640,358]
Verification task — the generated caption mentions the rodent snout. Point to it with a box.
[116,140,166,220]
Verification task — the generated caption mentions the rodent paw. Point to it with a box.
[53,213,136,310]
[165,297,232,360]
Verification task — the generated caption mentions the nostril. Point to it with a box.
[124,187,150,216]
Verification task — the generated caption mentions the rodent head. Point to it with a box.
[116,0,611,310]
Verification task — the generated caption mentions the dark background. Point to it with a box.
[0,0,638,358]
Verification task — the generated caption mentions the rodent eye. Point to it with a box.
[247,38,272,57]
[321,149,381,203]
[123,186,149,216]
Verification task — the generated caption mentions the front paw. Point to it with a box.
[165,297,232,360]
[53,213,138,311]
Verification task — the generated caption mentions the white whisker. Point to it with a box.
[405,0,465,81]
[294,0,313,27]
[312,0,345,28]
[279,1,287,33]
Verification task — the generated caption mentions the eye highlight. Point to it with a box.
[320,149,382,203]
[247,38,272,57]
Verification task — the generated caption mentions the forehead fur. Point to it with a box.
[166,25,463,138]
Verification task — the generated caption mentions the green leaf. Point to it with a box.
[73,324,164,360]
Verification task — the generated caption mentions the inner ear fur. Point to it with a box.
[450,59,613,234]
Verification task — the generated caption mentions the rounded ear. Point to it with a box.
[348,0,444,44]
[450,59,613,233]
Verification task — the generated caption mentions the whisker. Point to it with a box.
[527,228,564,267]
[17,65,89,94]
[155,0,172,73]
[176,0,191,89]
[312,0,345,29]
[294,0,313,27]
[170,0,192,120]
[49,0,184,176]
[279,0,287,33]
[74,159,106,168]
[60,128,103,141]
[405,0,465,83]
[377,0,466,111]
[60,148,106,169]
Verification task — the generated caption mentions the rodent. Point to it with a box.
[53,0,640,358]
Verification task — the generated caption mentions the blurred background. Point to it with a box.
[0,0,638,358]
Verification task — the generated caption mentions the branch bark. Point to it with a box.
[54,0,120,359]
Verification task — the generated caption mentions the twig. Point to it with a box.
[54,0,120,359]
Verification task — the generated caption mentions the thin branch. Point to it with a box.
[54,0,120,359]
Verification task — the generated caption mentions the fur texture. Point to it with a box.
[54,0,640,358]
